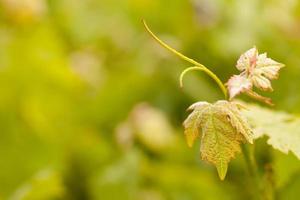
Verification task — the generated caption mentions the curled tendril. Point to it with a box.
[143,20,228,99]
[179,66,205,88]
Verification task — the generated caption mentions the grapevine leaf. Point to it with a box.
[251,74,273,91]
[215,101,253,143]
[226,75,252,100]
[236,47,258,71]
[183,102,210,147]
[242,102,300,159]
[255,53,283,80]
[226,47,284,100]
[183,100,254,180]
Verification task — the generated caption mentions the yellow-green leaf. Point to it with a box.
[184,100,254,180]
[183,102,210,147]
[242,102,300,159]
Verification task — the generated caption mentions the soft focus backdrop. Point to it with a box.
[0,0,300,199]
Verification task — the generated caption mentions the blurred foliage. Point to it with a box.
[0,0,299,199]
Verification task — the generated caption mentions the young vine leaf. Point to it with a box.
[183,100,253,180]
[226,47,284,105]
[242,102,300,160]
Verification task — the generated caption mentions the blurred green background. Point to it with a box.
[0,0,300,199]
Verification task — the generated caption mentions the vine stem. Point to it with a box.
[245,90,274,106]
[241,144,262,200]
[142,20,228,100]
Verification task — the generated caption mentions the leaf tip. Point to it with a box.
[248,138,254,144]
[184,132,195,148]
[187,141,194,148]
[216,162,228,181]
